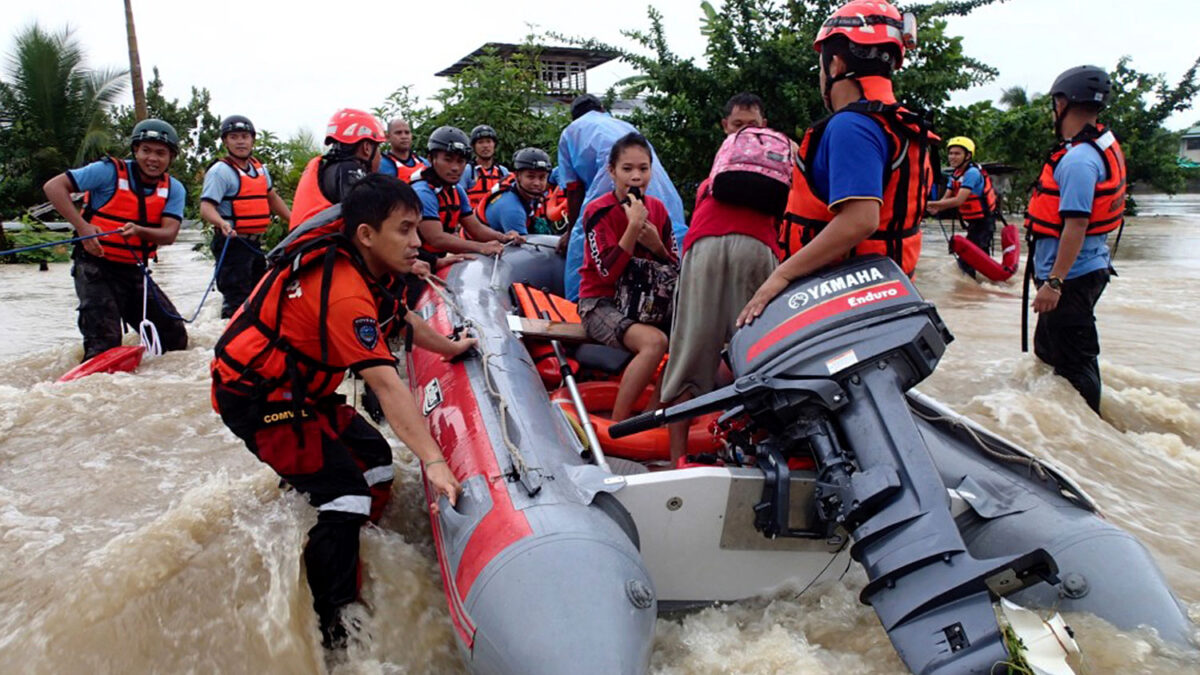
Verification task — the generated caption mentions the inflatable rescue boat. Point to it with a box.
[406,236,1194,674]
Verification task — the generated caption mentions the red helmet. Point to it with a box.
[813,0,916,67]
[325,108,385,145]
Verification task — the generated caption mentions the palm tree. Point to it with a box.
[0,23,127,209]
[124,0,146,121]
[998,86,1030,110]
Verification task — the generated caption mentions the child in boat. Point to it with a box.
[577,132,678,421]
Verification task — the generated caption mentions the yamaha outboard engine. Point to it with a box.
[613,256,1060,674]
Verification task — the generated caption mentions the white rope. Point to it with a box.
[425,278,537,482]
[138,274,162,357]
[909,406,1048,480]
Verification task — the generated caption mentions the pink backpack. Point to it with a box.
[709,126,794,216]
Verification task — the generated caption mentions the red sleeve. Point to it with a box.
[584,200,633,279]
[325,276,397,372]
[647,198,678,264]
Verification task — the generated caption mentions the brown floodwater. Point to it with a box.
[0,196,1197,673]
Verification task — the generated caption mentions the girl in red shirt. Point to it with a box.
[578,133,678,421]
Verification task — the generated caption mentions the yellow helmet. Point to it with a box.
[946,136,976,156]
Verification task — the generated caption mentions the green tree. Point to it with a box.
[557,0,1002,205]
[0,24,127,217]
[416,43,570,163]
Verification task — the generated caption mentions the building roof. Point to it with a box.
[435,43,617,77]
[1183,125,1200,138]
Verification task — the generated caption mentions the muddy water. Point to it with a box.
[1,199,1198,674]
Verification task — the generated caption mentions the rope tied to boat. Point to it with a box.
[424,274,542,496]
[909,406,1049,481]
[138,268,163,358]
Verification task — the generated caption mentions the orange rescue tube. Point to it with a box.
[551,381,722,462]
[949,223,1020,282]
[58,345,145,383]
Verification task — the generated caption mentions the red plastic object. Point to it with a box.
[949,223,1021,282]
[58,345,144,383]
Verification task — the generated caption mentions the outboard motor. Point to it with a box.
[613,256,1061,674]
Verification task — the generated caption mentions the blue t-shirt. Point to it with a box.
[458,163,510,192]
[68,158,186,221]
[200,160,274,219]
[483,189,536,235]
[810,110,888,208]
[559,111,687,301]
[957,165,984,196]
[378,153,428,176]
[411,177,472,222]
[1033,143,1111,279]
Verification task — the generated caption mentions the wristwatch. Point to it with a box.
[1046,276,1064,292]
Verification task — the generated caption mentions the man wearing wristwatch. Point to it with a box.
[1024,65,1126,414]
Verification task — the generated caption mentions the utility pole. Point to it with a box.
[124,0,147,121]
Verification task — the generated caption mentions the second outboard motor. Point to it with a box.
[613,256,1061,674]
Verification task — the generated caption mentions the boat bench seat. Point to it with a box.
[510,283,633,376]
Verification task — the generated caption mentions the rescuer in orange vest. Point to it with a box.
[459,124,510,210]
[42,119,190,361]
[291,108,386,228]
[1024,65,1126,414]
[379,118,429,183]
[738,0,933,326]
[925,136,1001,278]
[200,115,292,317]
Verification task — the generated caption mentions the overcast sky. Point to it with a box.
[7,0,1200,144]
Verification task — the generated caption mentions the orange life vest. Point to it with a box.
[546,185,567,224]
[82,157,171,265]
[383,150,425,184]
[219,156,272,234]
[213,209,406,408]
[289,156,331,230]
[781,78,933,277]
[477,176,551,233]
[464,163,507,210]
[1024,124,1126,239]
[411,169,466,253]
[950,162,998,221]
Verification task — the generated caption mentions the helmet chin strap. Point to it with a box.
[823,68,860,112]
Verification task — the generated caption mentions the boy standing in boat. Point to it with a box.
[200,115,292,318]
[740,0,931,325]
[926,136,999,277]
[211,174,468,650]
[1025,65,1125,414]
[42,119,190,362]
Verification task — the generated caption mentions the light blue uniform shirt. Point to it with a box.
[379,153,428,177]
[1033,143,1112,279]
[957,165,984,196]
[68,158,186,221]
[558,111,686,301]
[458,163,510,193]
[484,189,534,235]
[200,160,273,219]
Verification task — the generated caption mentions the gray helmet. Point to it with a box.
[570,94,604,120]
[220,114,256,138]
[513,147,552,171]
[130,119,180,154]
[1050,65,1112,109]
[427,126,472,157]
[470,124,498,144]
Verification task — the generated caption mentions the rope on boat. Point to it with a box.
[138,268,163,357]
[908,406,1049,481]
[424,275,540,493]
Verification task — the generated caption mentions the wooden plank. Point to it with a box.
[506,315,590,343]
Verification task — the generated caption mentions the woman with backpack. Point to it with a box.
[660,97,793,462]
[578,132,678,422]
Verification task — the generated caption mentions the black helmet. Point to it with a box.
[427,126,472,157]
[470,124,498,144]
[1050,65,1112,109]
[130,119,180,154]
[513,147,552,171]
[220,114,256,138]
[570,94,604,120]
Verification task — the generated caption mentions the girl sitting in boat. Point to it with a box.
[577,132,678,421]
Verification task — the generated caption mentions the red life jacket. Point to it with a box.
[212,207,407,409]
[464,163,507,210]
[477,175,549,232]
[383,150,425,184]
[546,184,567,224]
[411,169,466,253]
[950,162,998,221]
[1024,124,1126,239]
[781,77,934,277]
[289,156,331,230]
[82,157,171,265]
[219,156,272,234]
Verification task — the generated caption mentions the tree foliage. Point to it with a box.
[557,0,1002,200]
[0,24,127,217]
